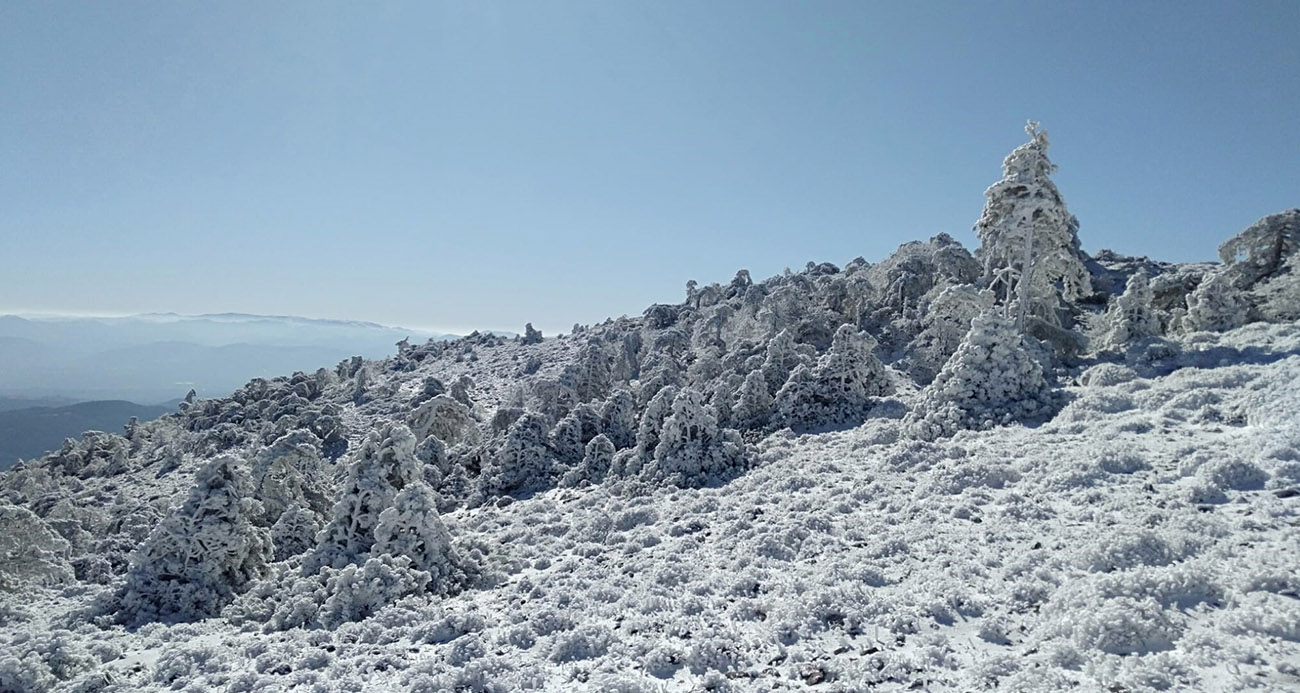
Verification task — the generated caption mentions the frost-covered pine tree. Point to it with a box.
[269,503,322,562]
[550,412,586,467]
[906,312,1056,439]
[976,122,1090,330]
[371,482,467,594]
[1097,271,1161,352]
[476,412,554,500]
[760,329,812,395]
[816,324,891,405]
[306,423,423,572]
[600,388,639,450]
[730,369,774,431]
[559,433,616,487]
[409,394,480,447]
[771,325,891,429]
[250,430,330,526]
[643,388,746,488]
[1182,270,1248,333]
[773,364,819,430]
[905,284,996,383]
[0,503,73,591]
[635,385,680,457]
[120,455,272,621]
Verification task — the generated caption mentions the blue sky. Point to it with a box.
[2,1,1296,334]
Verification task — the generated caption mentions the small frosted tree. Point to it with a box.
[730,369,774,431]
[905,284,996,382]
[635,385,679,456]
[772,325,891,429]
[0,503,73,591]
[1097,271,1160,352]
[250,430,330,526]
[643,388,747,488]
[906,312,1057,439]
[976,121,1090,330]
[476,412,554,500]
[600,388,639,450]
[120,456,272,621]
[269,503,321,562]
[371,482,468,594]
[307,423,423,572]
[1182,270,1248,333]
[760,329,812,395]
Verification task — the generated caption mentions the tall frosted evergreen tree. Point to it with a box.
[976,121,1090,330]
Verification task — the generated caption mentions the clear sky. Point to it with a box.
[2,1,1296,334]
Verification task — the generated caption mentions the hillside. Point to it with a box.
[0,400,173,472]
[1,144,1296,689]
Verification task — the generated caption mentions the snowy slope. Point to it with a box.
[2,223,1299,692]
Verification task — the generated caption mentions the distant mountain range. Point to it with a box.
[0,399,174,470]
[0,312,458,404]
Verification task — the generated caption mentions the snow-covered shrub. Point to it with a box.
[642,388,747,488]
[549,411,585,467]
[475,412,555,500]
[1096,271,1161,353]
[600,388,639,450]
[1077,528,1175,573]
[906,312,1057,439]
[904,283,995,382]
[729,369,773,431]
[120,455,272,622]
[521,322,543,345]
[306,423,423,572]
[976,121,1090,329]
[0,503,73,591]
[559,434,616,487]
[1077,362,1138,387]
[1182,270,1248,333]
[409,394,480,447]
[1054,597,1182,655]
[1194,456,1267,491]
[760,329,812,395]
[250,430,330,526]
[371,482,471,593]
[268,503,320,562]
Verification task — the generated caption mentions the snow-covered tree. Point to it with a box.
[1182,270,1248,333]
[772,325,891,429]
[269,503,321,562]
[635,385,679,457]
[409,394,480,447]
[0,503,73,591]
[560,434,616,487]
[1096,271,1161,352]
[476,412,554,500]
[976,122,1090,330]
[904,284,995,383]
[760,329,812,395]
[307,424,422,572]
[906,312,1057,439]
[250,430,330,526]
[120,456,272,621]
[643,388,747,488]
[730,369,773,431]
[522,323,543,345]
[600,388,639,450]
[371,482,467,593]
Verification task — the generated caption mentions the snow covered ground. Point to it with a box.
[1,314,1297,693]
